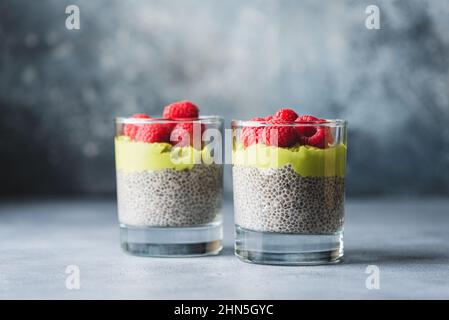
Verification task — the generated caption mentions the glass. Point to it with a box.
[232,119,347,265]
[115,116,223,257]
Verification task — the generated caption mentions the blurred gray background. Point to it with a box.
[1,0,448,198]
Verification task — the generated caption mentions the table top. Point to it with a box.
[1,198,448,299]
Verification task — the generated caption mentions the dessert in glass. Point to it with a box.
[115,101,223,257]
[232,108,347,265]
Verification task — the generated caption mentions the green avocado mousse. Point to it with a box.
[232,143,346,177]
[115,136,215,173]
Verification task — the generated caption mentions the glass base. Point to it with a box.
[235,225,343,265]
[120,221,223,257]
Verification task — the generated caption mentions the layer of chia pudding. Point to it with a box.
[117,164,223,227]
[233,164,344,234]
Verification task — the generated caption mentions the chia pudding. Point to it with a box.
[232,110,346,236]
[117,164,223,227]
[115,101,223,229]
[233,164,344,234]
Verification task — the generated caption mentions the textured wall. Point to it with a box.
[1,0,448,196]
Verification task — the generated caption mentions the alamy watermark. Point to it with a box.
[365,5,380,30]
[65,265,80,290]
[65,5,80,30]
[365,265,380,290]
[63,5,380,31]
[159,127,281,167]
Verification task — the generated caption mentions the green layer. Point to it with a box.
[115,136,214,172]
[232,143,346,177]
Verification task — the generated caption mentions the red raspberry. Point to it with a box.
[295,115,334,148]
[135,123,171,143]
[240,117,265,147]
[299,127,327,148]
[131,113,151,119]
[123,114,151,140]
[170,122,205,147]
[261,121,297,147]
[295,115,321,137]
[163,100,199,119]
[273,108,298,122]
[241,127,261,147]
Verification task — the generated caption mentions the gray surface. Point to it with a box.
[0,198,448,299]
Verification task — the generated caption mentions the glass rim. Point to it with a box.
[116,115,223,125]
[231,119,347,127]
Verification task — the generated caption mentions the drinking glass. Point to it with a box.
[232,119,347,265]
[115,116,223,257]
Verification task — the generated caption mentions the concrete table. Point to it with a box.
[0,198,448,299]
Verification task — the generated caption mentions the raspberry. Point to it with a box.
[297,115,319,122]
[295,115,334,148]
[273,108,298,122]
[163,100,199,119]
[240,117,265,147]
[123,114,151,140]
[299,127,327,148]
[131,113,151,119]
[241,127,262,147]
[261,121,297,147]
[295,115,321,137]
[170,122,205,147]
[135,123,171,143]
